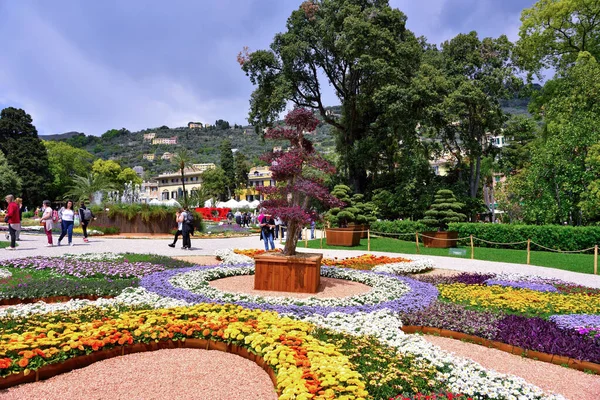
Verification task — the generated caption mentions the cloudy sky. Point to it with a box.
[0,0,535,136]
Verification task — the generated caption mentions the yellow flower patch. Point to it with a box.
[0,304,367,400]
[438,284,600,315]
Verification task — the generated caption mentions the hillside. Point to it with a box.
[42,122,336,178]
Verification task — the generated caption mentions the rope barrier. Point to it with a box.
[417,234,471,241]
[529,242,596,253]
[472,237,529,246]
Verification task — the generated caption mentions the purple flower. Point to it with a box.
[484,279,559,293]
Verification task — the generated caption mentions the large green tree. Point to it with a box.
[517,0,600,75]
[234,151,250,191]
[64,173,116,203]
[435,32,521,199]
[199,167,230,202]
[44,141,95,201]
[239,0,422,192]
[504,52,600,224]
[171,148,193,206]
[0,107,51,207]
[498,115,538,175]
[0,151,22,199]
[219,139,235,197]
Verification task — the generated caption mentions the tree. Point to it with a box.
[116,167,142,187]
[44,141,95,201]
[219,140,235,197]
[517,0,600,75]
[215,120,230,130]
[0,151,22,199]
[420,189,466,231]
[498,115,538,175]
[504,52,600,224]
[64,173,116,203]
[92,159,122,184]
[258,108,341,255]
[171,148,193,206]
[101,128,130,140]
[0,107,52,207]
[234,151,250,190]
[239,0,422,193]
[325,185,378,227]
[579,144,600,222]
[199,167,230,203]
[436,32,521,199]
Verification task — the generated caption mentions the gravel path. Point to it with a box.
[423,335,600,400]
[0,349,278,400]
[210,275,371,298]
[3,233,600,287]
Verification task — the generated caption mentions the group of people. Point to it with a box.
[168,207,194,250]
[3,195,96,250]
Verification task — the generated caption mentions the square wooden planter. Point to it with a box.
[421,231,458,248]
[325,227,362,247]
[254,252,322,293]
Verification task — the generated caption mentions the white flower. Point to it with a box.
[0,268,12,280]
[372,258,435,274]
[214,249,254,265]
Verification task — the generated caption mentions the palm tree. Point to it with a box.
[64,173,116,203]
[172,148,192,207]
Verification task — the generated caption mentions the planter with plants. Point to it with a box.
[324,185,378,246]
[419,189,466,248]
[254,108,341,293]
[93,204,203,234]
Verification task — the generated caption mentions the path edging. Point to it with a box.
[402,325,600,374]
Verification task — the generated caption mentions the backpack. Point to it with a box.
[83,208,93,221]
[185,211,194,224]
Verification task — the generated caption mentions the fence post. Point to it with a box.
[470,235,474,259]
[415,232,420,254]
[527,239,531,265]
[595,245,598,275]
[304,228,308,248]
[320,228,323,249]
[367,229,371,252]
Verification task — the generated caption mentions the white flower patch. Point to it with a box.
[300,311,565,400]
[63,252,123,262]
[0,287,188,319]
[372,258,435,274]
[214,249,254,265]
[492,272,567,285]
[169,266,409,308]
[0,268,12,280]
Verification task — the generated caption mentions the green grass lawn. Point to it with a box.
[301,236,598,275]
[0,241,8,248]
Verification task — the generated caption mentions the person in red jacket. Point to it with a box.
[4,194,21,250]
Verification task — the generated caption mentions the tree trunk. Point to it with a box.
[282,222,301,256]
[180,169,187,206]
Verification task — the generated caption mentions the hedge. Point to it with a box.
[448,223,600,251]
[370,220,600,252]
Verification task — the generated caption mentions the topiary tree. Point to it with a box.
[259,108,342,256]
[325,185,378,227]
[420,189,467,231]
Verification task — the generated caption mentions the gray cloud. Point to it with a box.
[0,0,536,136]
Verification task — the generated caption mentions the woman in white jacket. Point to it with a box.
[41,200,54,247]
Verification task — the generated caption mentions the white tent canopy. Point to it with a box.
[222,199,239,208]
[148,199,161,205]
[249,200,261,209]
[204,198,214,208]
[163,199,181,207]
[237,200,250,208]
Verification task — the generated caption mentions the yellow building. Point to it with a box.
[152,137,178,145]
[155,163,216,201]
[143,153,156,161]
[238,166,275,201]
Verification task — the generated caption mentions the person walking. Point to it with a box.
[168,208,183,248]
[260,213,275,251]
[41,200,54,247]
[234,210,242,226]
[78,202,95,243]
[274,216,282,240]
[310,220,316,239]
[15,198,24,241]
[4,195,20,250]
[181,207,192,250]
[57,200,75,246]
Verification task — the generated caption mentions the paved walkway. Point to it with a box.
[3,232,600,288]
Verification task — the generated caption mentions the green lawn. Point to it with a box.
[301,236,598,275]
[0,241,10,249]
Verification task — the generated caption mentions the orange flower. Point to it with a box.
[18,358,28,368]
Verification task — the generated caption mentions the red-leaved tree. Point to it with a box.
[258,108,342,256]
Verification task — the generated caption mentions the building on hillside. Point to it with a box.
[143,132,156,141]
[143,154,155,161]
[161,152,173,160]
[204,123,212,129]
[133,166,144,177]
[429,153,457,176]
[152,137,178,145]
[155,163,216,201]
[237,166,274,201]
[188,122,203,129]
[140,180,159,203]
[487,133,507,148]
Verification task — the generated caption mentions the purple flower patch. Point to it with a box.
[139,265,438,317]
[484,279,558,293]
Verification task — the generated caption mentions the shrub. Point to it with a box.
[420,189,466,231]
[325,185,378,227]
[448,223,600,251]
[22,211,34,219]
[370,220,427,238]
[94,226,121,235]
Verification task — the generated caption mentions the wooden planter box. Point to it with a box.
[254,252,322,293]
[325,227,362,247]
[421,231,458,248]
[95,213,175,234]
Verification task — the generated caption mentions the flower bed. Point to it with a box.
[3,257,166,279]
[139,265,438,318]
[0,269,11,280]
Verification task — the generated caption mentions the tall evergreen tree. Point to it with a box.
[234,151,250,191]
[0,107,51,207]
[219,139,235,198]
